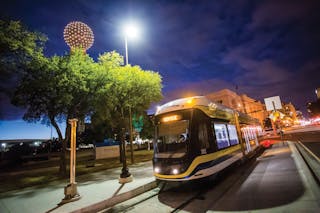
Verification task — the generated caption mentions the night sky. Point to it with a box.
[1,0,320,139]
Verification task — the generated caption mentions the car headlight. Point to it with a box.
[154,167,161,173]
[172,168,179,175]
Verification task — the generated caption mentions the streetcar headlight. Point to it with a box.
[172,168,179,175]
[154,167,161,173]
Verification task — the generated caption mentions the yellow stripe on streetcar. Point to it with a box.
[154,144,241,179]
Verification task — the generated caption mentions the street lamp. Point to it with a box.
[119,22,140,184]
[123,22,140,66]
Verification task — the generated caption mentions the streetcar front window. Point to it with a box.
[155,120,189,158]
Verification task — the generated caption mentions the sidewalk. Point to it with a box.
[0,161,157,213]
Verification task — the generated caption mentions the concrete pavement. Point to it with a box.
[0,161,157,213]
[107,142,320,212]
[1,140,320,213]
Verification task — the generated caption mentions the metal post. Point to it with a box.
[272,102,277,135]
[122,35,134,180]
[234,112,246,157]
[125,36,128,66]
[61,118,80,203]
[129,107,134,164]
[70,119,76,183]
[119,127,133,183]
[119,34,133,183]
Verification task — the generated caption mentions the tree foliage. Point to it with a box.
[12,49,162,175]
[0,20,47,119]
[12,49,102,175]
[90,52,162,142]
[5,20,163,175]
[0,20,46,64]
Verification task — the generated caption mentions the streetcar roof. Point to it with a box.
[156,96,234,116]
[156,96,260,125]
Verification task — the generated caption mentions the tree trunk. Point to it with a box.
[49,116,67,177]
[61,120,71,177]
[129,107,134,164]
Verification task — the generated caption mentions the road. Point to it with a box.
[283,125,320,158]
[104,141,320,212]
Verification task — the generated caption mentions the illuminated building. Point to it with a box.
[206,89,268,126]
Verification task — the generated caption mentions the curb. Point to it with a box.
[295,141,320,184]
[71,180,158,213]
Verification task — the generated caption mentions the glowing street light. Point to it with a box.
[123,22,140,65]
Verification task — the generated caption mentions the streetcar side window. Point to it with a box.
[213,123,230,149]
[227,124,239,145]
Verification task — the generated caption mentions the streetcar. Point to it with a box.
[152,96,263,181]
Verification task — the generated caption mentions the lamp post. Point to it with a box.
[119,23,139,184]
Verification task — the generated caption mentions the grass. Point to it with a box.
[0,149,154,194]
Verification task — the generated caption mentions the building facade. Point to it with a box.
[205,89,268,126]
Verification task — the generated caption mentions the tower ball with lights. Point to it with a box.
[63,21,94,51]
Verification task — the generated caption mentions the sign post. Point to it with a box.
[264,96,282,135]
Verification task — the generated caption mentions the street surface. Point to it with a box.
[105,142,320,212]
[283,125,320,158]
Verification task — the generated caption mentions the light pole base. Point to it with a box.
[119,175,133,184]
[60,183,81,204]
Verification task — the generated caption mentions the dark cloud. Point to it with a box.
[161,78,234,104]
[249,0,317,30]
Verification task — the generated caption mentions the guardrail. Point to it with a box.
[295,141,320,184]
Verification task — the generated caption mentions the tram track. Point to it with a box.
[105,150,262,213]
[170,154,262,212]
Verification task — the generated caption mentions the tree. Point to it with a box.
[93,51,162,131]
[93,53,162,162]
[0,20,46,69]
[12,49,101,176]
[12,49,163,175]
[0,20,46,119]
[139,113,155,139]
